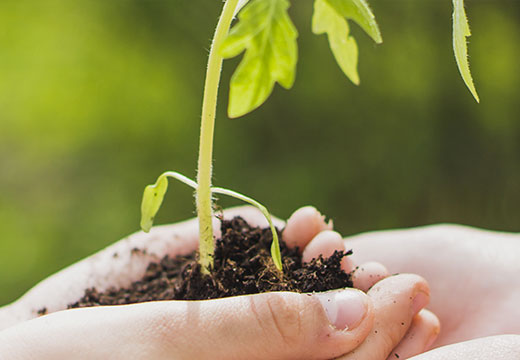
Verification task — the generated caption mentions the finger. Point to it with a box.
[387,309,440,360]
[344,226,520,347]
[283,206,332,251]
[301,231,388,290]
[352,262,390,292]
[302,230,355,273]
[5,205,279,326]
[339,274,430,360]
[0,289,374,360]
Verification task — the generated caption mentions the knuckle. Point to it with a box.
[361,329,397,360]
[260,294,304,350]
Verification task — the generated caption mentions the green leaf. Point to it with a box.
[140,171,199,233]
[312,0,381,85]
[221,0,298,118]
[324,0,382,44]
[140,174,168,232]
[453,0,480,103]
[312,0,360,85]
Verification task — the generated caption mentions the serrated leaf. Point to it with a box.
[312,0,381,85]
[140,174,168,232]
[453,0,479,103]
[313,0,360,85]
[221,0,298,118]
[324,0,382,44]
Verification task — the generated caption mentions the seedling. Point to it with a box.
[140,0,479,275]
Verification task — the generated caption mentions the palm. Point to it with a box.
[346,224,520,346]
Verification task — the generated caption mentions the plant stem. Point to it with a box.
[197,0,239,274]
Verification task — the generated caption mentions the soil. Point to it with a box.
[68,216,353,308]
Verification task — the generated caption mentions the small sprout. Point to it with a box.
[141,171,283,272]
[142,0,481,276]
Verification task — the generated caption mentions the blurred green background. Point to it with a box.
[1,0,519,305]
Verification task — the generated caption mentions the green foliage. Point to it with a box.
[225,0,480,115]
[221,0,298,118]
[312,0,382,85]
[453,0,480,102]
[223,0,383,118]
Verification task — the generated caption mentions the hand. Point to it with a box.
[0,207,438,359]
[346,223,520,347]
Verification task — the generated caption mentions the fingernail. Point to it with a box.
[412,291,429,314]
[315,289,369,331]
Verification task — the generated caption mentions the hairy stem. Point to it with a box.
[197,0,239,274]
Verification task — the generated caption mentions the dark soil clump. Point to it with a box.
[69,217,353,308]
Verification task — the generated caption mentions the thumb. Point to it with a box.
[191,289,374,360]
[0,289,373,360]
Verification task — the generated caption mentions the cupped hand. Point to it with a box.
[346,223,520,347]
[0,206,439,359]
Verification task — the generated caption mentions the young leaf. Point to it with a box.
[139,170,283,271]
[325,0,382,44]
[140,171,198,232]
[312,0,382,85]
[312,0,360,85]
[140,174,169,232]
[221,0,298,118]
[452,0,480,103]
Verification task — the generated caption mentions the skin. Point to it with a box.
[346,223,520,359]
[0,206,438,360]
[409,335,520,360]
